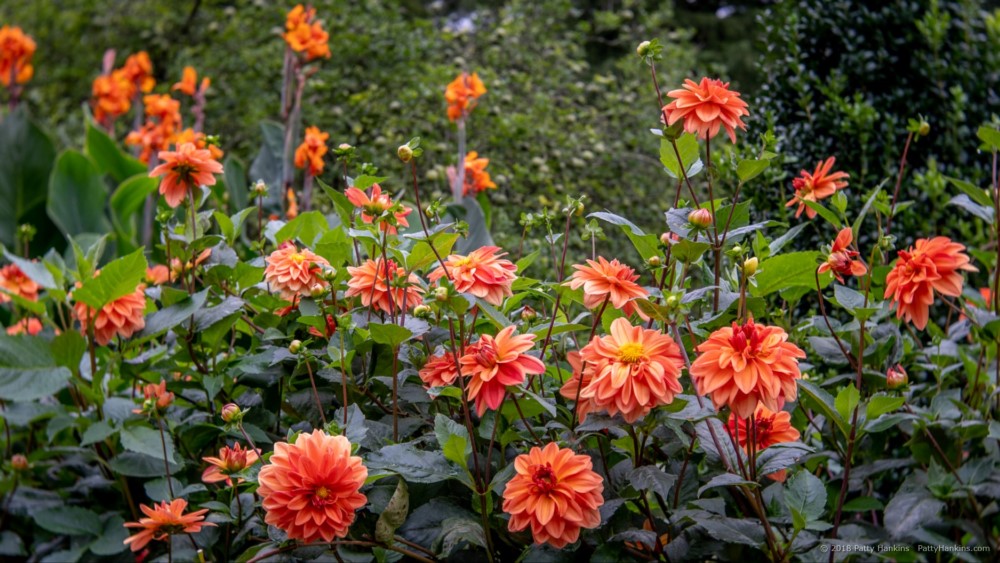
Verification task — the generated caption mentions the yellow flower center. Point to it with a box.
[618,342,645,364]
[315,486,329,499]
[454,256,472,267]
[291,253,306,264]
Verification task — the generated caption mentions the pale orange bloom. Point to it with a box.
[169,128,224,161]
[258,429,367,543]
[564,257,648,318]
[264,243,331,300]
[171,66,209,97]
[202,443,260,486]
[785,157,849,219]
[91,69,134,124]
[0,26,36,87]
[169,248,212,282]
[132,380,174,415]
[143,94,182,131]
[123,499,214,552]
[122,51,155,93]
[689,319,805,419]
[286,188,299,220]
[149,142,223,208]
[502,442,604,549]
[6,318,43,336]
[125,121,170,164]
[344,184,412,234]
[453,151,497,196]
[294,126,330,176]
[419,351,460,390]
[817,228,867,283]
[885,237,976,330]
[576,318,684,423]
[0,263,40,303]
[558,351,599,422]
[428,246,517,306]
[345,258,424,314]
[445,72,486,122]
[283,6,330,61]
[145,265,171,285]
[726,404,800,482]
[73,282,147,346]
[460,326,545,416]
[662,77,749,143]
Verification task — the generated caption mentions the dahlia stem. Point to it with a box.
[454,119,466,203]
[409,160,452,281]
[510,393,542,446]
[302,170,314,213]
[303,356,327,426]
[391,345,400,442]
[885,131,915,238]
[814,270,857,370]
[157,415,175,498]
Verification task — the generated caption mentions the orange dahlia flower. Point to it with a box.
[283,5,331,61]
[885,236,977,330]
[122,51,155,94]
[123,499,214,552]
[453,151,497,196]
[169,128,224,160]
[662,78,749,143]
[172,66,209,97]
[419,350,460,390]
[445,72,487,122]
[0,26,36,87]
[460,326,545,416]
[564,257,649,318]
[690,319,805,419]
[428,246,518,306]
[817,227,867,283]
[502,442,604,548]
[726,403,800,482]
[125,122,170,164]
[202,443,260,486]
[558,351,600,422]
[264,243,331,300]
[785,157,849,219]
[258,430,368,543]
[145,265,171,286]
[345,184,412,234]
[150,142,223,208]
[6,318,43,336]
[132,380,174,415]
[0,263,40,303]
[91,69,134,125]
[576,318,684,423]
[294,126,330,176]
[73,283,147,346]
[345,258,424,315]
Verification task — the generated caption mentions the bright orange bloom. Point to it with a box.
[817,228,867,283]
[257,430,368,543]
[125,122,170,164]
[502,442,604,549]
[785,157,849,219]
[264,243,331,300]
[283,5,331,61]
[419,351,460,390]
[0,26,36,87]
[91,69,134,124]
[143,94,182,131]
[294,126,330,176]
[73,283,147,346]
[202,443,260,486]
[456,151,497,196]
[885,237,977,330]
[0,263,41,303]
[564,257,648,318]
[286,188,299,220]
[460,326,545,416]
[575,318,684,423]
[428,246,517,306]
[169,128,224,161]
[122,51,155,94]
[169,248,212,282]
[445,72,487,122]
[689,319,806,419]
[171,66,209,97]
[145,265,170,285]
[662,77,749,143]
[6,318,42,336]
[726,404,800,482]
[132,380,174,415]
[123,499,214,552]
[149,142,223,208]
[558,351,600,422]
[345,258,424,315]
[344,184,412,234]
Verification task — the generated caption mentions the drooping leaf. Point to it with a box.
[47,150,112,240]
[85,121,145,183]
[0,334,72,401]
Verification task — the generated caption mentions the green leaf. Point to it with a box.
[801,200,842,228]
[946,176,992,207]
[835,385,860,423]
[110,174,158,243]
[46,150,112,240]
[833,284,866,314]
[736,158,769,182]
[120,425,176,462]
[314,228,353,267]
[374,479,410,544]
[0,334,72,401]
[89,515,128,556]
[866,394,904,419]
[1,250,57,289]
[785,470,827,531]
[407,232,458,272]
[275,210,330,246]
[352,175,388,190]
[977,126,1000,151]
[223,154,249,211]
[660,134,701,178]
[851,185,883,236]
[435,414,471,471]
[672,239,711,263]
[85,121,146,183]
[697,517,766,547]
[698,473,756,497]
[141,289,208,336]
[629,465,676,498]
[798,380,848,436]
[72,249,147,310]
[34,506,102,537]
[842,497,884,512]
[750,251,828,296]
[81,421,117,446]
[366,443,457,483]
[369,323,412,347]
[0,108,57,249]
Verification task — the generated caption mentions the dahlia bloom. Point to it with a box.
[689,319,806,419]
[149,142,224,208]
[345,258,424,315]
[125,121,170,164]
[785,157,849,219]
[886,364,908,389]
[0,26,36,87]
[145,265,170,285]
[726,404,800,482]
[345,184,412,234]
[122,51,155,93]
[172,66,209,97]
[257,430,368,543]
[885,236,977,330]
[123,499,214,552]
[817,227,867,283]
[283,5,330,61]
[91,69,134,124]
[73,283,147,346]
[576,318,684,423]
[202,443,260,486]
[452,151,497,196]
[294,126,330,176]
[460,326,545,416]
[428,246,518,306]
[564,257,648,318]
[445,72,487,121]
[662,77,749,143]
[0,263,41,303]
[502,442,604,548]
[419,351,460,390]
[170,128,224,161]
[264,243,330,300]
[558,351,599,422]
[6,318,43,336]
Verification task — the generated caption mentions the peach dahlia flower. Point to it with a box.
[785,157,849,219]
[419,350,460,390]
[460,326,545,416]
[150,142,223,208]
[726,404,800,482]
[264,243,331,300]
[202,443,260,486]
[0,263,40,303]
[6,318,43,336]
[817,227,867,283]
[73,283,147,346]
[662,77,748,143]
[558,351,599,422]
[345,184,412,234]
[564,257,648,318]
[345,258,424,315]
[123,499,214,552]
[429,246,517,306]
[885,236,976,330]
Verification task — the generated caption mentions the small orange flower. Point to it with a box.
[149,142,224,208]
[123,499,214,552]
[817,228,867,283]
[885,237,977,330]
[460,326,545,416]
[73,283,147,346]
[264,243,331,300]
[502,442,604,549]
[132,380,174,415]
[452,151,497,196]
[886,364,908,389]
[286,188,299,220]
[558,351,600,422]
[0,263,40,303]
[145,265,170,285]
[6,318,43,336]
[726,404,800,482]
[576,318,684,423]
[785,157,849,219]
[662,77,749,143]
[690,318,805,419]
[170,128,224,160]
[419,351,460,390]
[171,66,209,97]
[125,122,170,164]
[143,94,182,131]
[564,257,648,318]
[258,429,368,543]
[122,51,155,94]
[91,69,134,125]
[307,314,338,340]
[445,72,487,122]
[345,258,424,315]
[344,184,412,234]
[0,26,36,87]
[202,443,260,486]
[169,248,212,282]
[428,246,518,306]
[294,126,330,176]
[283,5,331,61]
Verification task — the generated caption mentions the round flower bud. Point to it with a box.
[742,257,759,277]
[918,121,930,137]
[660,232,675,246]
[338,143,353,151]
[251,180,268,197]
[11,454,28,471]
[221,403,242,423]
[636,40,652,58]
[288,339,303,354]
[397,144,414,163]
[413,304,432,319]
[520,306,537,322]
[434,287,449,302]
[647,256,662,267]
[688,208,713,229]
[886,364,908,390]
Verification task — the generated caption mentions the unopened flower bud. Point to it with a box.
[664,295,679,310]
[660,232,675,246]
[397,144,413,163]
[288,339,303,354]
[918,121,930,137]
[251,180,268,197]
[11,454,28,471]
[520,306,537,323]
[742,257,759,277]
[413,304,432,319]
[647,256,662,267]
[221,403,242,423]
[886,364,908,390]
[636,41,652,58]
[434,287,449,302]
[688,208,713,229]
[338,143,353,151]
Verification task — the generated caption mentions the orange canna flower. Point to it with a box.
[345,258,424,315]
[149,142,223,208]
[445,72,487,122]
[725,404,800,482]
[662,77,749,143]
[286,187,299,220]
[785,157,849,219]
[145,265,171,285]
[143,94,182,131]
[257,430,368,543]
[689,318,805,419]
[0,263,41,303]
[502,442,604,549]
[6,318,43,336]
[283,5,331,61]
[285,4,314,30]
[344,184,412,234]
[564,257,649,318]
[264,243,331,300]
[419,350,460,390]
[0,26,36,87]
[294,126,330,176]
[428,246,518,306]
[172,66,207,97]
[122,51,155,94]
[202,443,260,486]
[817,227,867,283]
[91,69,134,124]
[885,236,977,330]
[460,326,545,416]
[123,499,214,552]
[73,282,147,346]
[558,351,600,422]
[126,122,170,164]
[454,151,497,196]
[576,318,684,423]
